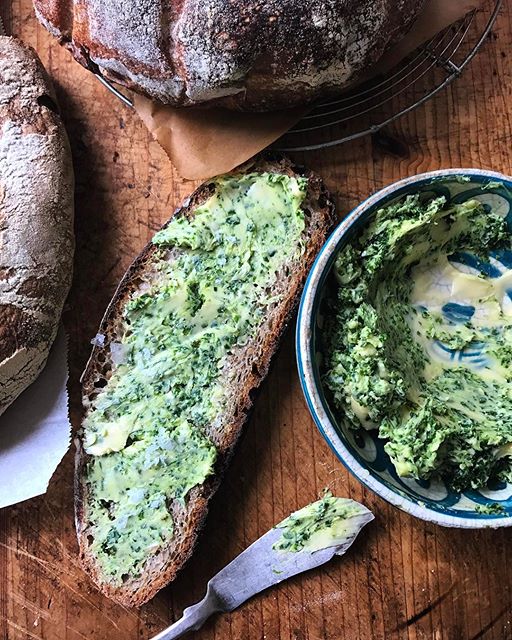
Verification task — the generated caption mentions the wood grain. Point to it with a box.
[1,2,512,639]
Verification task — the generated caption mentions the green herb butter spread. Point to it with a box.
[324,193,512,492]
[274,492,368,552]
[83,172,308,582]
[475,502,506,515]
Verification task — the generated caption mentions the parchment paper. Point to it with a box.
[0,327,71,508]
[134,0,483,180]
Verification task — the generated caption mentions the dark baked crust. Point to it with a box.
[34,0,426,111]
[0,37,74,416]
[76,154,336,606]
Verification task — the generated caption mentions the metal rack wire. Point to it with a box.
[276,0,503,151]
[92,0,502,152]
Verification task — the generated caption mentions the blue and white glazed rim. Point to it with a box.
[297,168,512,529]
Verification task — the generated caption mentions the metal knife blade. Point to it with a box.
[151,499,374,640]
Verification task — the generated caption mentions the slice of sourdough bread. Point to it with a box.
[76,155,335,607]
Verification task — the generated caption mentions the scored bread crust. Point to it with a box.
[76,154,336,607]
[0,37,74,417]
[33,0,426,111]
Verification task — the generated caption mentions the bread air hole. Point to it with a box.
[121,574,130,583]
[99,364,112,377]
[87,535,94,546]
[37,94,59,115]
[94,377,108,389]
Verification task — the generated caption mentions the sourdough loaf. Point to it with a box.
[0,37,74,416]
[77,155,335,606]
[34,0,425,111]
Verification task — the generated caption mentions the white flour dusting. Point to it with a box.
[35,0,426,108]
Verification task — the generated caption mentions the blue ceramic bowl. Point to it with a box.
[297,169,512,528]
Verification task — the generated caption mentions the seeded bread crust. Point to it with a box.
[0,37,74,417]
[33,0,425,111]
[76,155,335,607]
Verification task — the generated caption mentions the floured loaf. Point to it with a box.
[0,37,74,416]
[34,0,425,111]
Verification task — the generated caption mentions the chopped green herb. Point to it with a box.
[475,503,505,515]
[273,492,367,553]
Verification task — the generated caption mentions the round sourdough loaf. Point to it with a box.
[0,37,74,417]
[34,0,425,111]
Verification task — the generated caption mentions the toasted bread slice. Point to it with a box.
[76,155,335,607]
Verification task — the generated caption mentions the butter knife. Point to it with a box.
[151,497,373,640]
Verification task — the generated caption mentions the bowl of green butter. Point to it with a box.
[297,169,512,527]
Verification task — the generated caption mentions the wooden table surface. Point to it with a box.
[1,2,512,639]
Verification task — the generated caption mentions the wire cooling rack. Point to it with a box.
[92,0,502,152]
[276,0,503,151]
